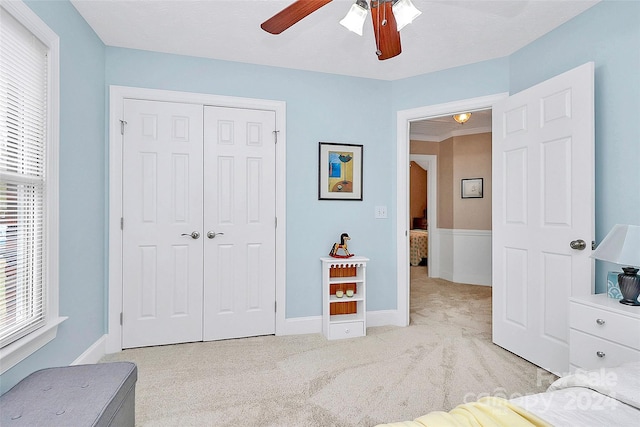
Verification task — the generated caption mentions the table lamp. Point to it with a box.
[591,224,640,306]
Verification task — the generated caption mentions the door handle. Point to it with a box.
[181,231,200,239]
[570,239,586,250]
[207,231,224,239]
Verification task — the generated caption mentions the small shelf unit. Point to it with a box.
[321,256,369,340]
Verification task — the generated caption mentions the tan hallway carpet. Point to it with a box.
[101,267,554,426]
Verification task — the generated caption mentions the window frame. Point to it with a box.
[0,0,64,374]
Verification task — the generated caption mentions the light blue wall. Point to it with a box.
[2,0,638,393]
[1,0,106,393]
[391,57,510,111]
[509,0,640,292]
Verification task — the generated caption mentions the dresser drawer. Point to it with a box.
[570,302,640,350]
[569,329,640,370]
[329,321,364,339]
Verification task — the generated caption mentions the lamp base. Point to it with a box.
[618,267,640,306]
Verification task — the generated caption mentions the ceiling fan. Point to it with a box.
[260,0,422,61]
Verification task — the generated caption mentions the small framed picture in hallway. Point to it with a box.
[461,178,483,198]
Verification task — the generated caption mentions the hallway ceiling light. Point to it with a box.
[453,113,472,124]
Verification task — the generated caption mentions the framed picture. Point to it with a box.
[607,271,623,300]
[461,178,483,199]
[318,142,363,200]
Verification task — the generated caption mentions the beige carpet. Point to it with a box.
[101,267,555,426]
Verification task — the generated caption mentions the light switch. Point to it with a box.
[375,205,387,219]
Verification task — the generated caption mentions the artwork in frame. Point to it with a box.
[607,271,623,300]
[461,178,483,199]
[318,142,363,200]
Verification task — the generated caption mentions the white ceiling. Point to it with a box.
[70,0,599,81]
[410,108,492,141]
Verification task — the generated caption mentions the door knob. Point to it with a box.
[181,231,200,239]
[570,239,586,250]
[207,231,224,239]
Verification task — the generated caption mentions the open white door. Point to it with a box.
[492,62,594,375]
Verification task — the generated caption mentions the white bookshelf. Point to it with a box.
[321,256,369,340]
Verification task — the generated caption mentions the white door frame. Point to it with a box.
[408,154,437,276]
[106,86,286,353]
[396,93,508,326]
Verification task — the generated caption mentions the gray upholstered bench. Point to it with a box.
[0,362,137,426]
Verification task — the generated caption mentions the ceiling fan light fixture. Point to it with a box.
[453,112,472,124]
[340,0,369,36]
[392,0,422,31]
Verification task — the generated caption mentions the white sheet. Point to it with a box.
[511,362,640,426]
[547,362,640,409]
[512,387,638,426]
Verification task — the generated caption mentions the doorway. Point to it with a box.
[397,63,595,375]
[395,93,507,326]
[107,86,287,353]
[408,154,436,276]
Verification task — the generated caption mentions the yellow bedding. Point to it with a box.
[376,397,552,427]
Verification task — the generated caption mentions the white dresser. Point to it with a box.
[569,293,640,371]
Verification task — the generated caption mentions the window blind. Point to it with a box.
[0,7,48,348]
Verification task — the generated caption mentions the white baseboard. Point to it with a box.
[368,310,403,327]
[440,269,454,282]
[453,274,492,286]
[71,334,107,365]
[278,315,322,336]
[92,312,404,355]
[277,310,403,336]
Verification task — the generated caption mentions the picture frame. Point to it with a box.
[607,271,623,300]
[461,178,483,199]
[318,142,363,200]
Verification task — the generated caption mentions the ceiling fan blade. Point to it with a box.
[371,0,401,60]
[261,0,333,34]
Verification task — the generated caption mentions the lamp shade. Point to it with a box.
[590,224,640,267]
[392,0,422,31]
[340,0,368,36]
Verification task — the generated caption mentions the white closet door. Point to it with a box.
[203,106,277,341]
[122,99,204,348]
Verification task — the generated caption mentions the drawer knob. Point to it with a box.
[344,328,350,334]
[596,318,605,326]
[596,351,605,358]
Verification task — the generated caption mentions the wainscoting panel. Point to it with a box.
[439,229,492,286]
[439,229,454,282]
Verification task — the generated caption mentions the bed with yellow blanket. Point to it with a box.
[376,362,640,426]
[378,396,550,427]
